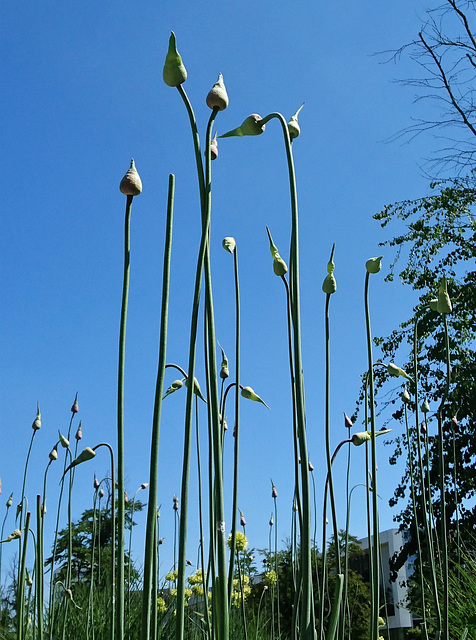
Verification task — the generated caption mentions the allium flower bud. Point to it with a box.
[173,495,179,511]
[266,226,288,277]
[429,299,438,312]
[124,492,128,504]
[75,422,82,441]
[287,103,304,140]
[94,475,100,489]
[308,460,314,471]
[420,422,427,435]
[206,73,229,111]
[219,345,229,379]
[219,114,265,138]
[269,514,274,526]
[5,529,21,542]
[32,403,41,431]
[240,510,246,527]
[352,429,391,446]
[402,387,411,404]
[184,376,207,402]
[365,256,383,274]
[49,445,58,461]
[6,493,13,508]
[26,572,33,587]
[436,276,452,314]
[452,416,458,429]
[421,399,430,414]
[141,483,149,490]
[344,413,353,430]
[158,537,164,545]
[222,237,236,254]
[163,32,187,87]
[322,244,337,293]
[64,447,96,475]
[241,386,270,409]
[58,430,69,448]
[387,362,412,381]
[271,481,278,499]
[71,393,79,414]
[163,378,184,400]
[210,133,218,161]
[99,488,105,498]
[120,159,142,196]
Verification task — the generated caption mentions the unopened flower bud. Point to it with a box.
[75,422,82,441]
[26,572,33,587]
[387,362,412,381]
[271,481,278,499]
[451,416,458,429]
[210,133,218,161]
[71,393,79,414]
[184,376,207,402]
[163,32,187,87]
[266,226,287,276]
[344,413,353,430]
[421,399,430,414]
[429,299,439,312]
[365,256,383,274]
[5,529,21,542]
[32,404,41,431]
[64,447,96,475]
[241,386,270,409]
[287,103,304,140]
[124,492,128,504]
[420,422,427,435]
[6,493,13,508]
[436,276,452,314]
[322,273,337,295]
[173,495,179,511]
[58,430,69,449]
[240,510,246,527]
[352,429,391,446]
[49,445,58,461]
[94,475,100,489]
[219,345,229,379]
[219,114,265,138]
[120,159,142,196]
[163,378,184,400]
[222,237,236,254]
[269,514,274,526]
[402,387,411,404]
[99,488,105,499]
[206,73,229,111]
[308,460,314,472]
[141,482,149,490]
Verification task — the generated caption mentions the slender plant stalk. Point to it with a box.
[18,512,31,640]
[140,174,175,640]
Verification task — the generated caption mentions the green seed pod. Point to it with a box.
[163,32,187,87]
[240,386,270,409]
[287,103,304,140]
[219,114,265,138]
[436,276,452,314]
[120,159,142,196]
[365,256,383,274]
[266,227,287,276]
[206,73,229,111]
[222,237,236,254]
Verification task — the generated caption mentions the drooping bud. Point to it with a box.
[210,133,219,161]
[58,430,69,449]
[351,429,392,447]
[421,399,430,414]
[387,362,412,381]
[365,256,383,274]
[32,403,41,431]
[436,276,452,314]
[241,386,270,409]
[141,482,149,490]
[163,32,187,87]
[3,529,21,542]
[75,422,82,441]
[49,445,58,461]
[287,103,305,140]
[120,159,142,196]
[184,376,207,402]
[344,413,353,430]
[71,393,79,414]
[63,447,96,476]
[206,73,229,111]
[163,379,184,400]
[266,226,288,276]
[219,114,265,138]
[222,237,236,254]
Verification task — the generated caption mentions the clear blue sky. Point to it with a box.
[1,1,441,585]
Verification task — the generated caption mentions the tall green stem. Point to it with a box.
[140,174,174,640]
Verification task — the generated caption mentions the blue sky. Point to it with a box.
[1,1,444,585]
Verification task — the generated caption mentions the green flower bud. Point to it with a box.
[32,403,41,431]
[222,237,236,254]
[49,445,58,461]
[287,103,304,140]
[3,529,21,542]
[266,226,288,276]
[344,413,353,429]
[206,73,229,111]
[322,244,337,294]
[402,387,411,404]
[365,256,383,274]
[210,133,218,161]
[58,430,69,448]
[219,114,265,138]
[163,32,187,87]
[163,379,184,400]
[421,398,430,414]
[240,386,270,409]
[387,362,412,381]
[120,159,142,196]
[63,447,96,476]
[6,493,13,509]
[436,276,452,314]
[429,299,438,312]
[352,429,391,446]
[219,345,229,379]
[185,376,207,402]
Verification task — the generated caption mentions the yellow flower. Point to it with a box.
[227,530,248,553]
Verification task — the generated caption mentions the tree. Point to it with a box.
[373,174,476,573]
[390,0,476,172]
